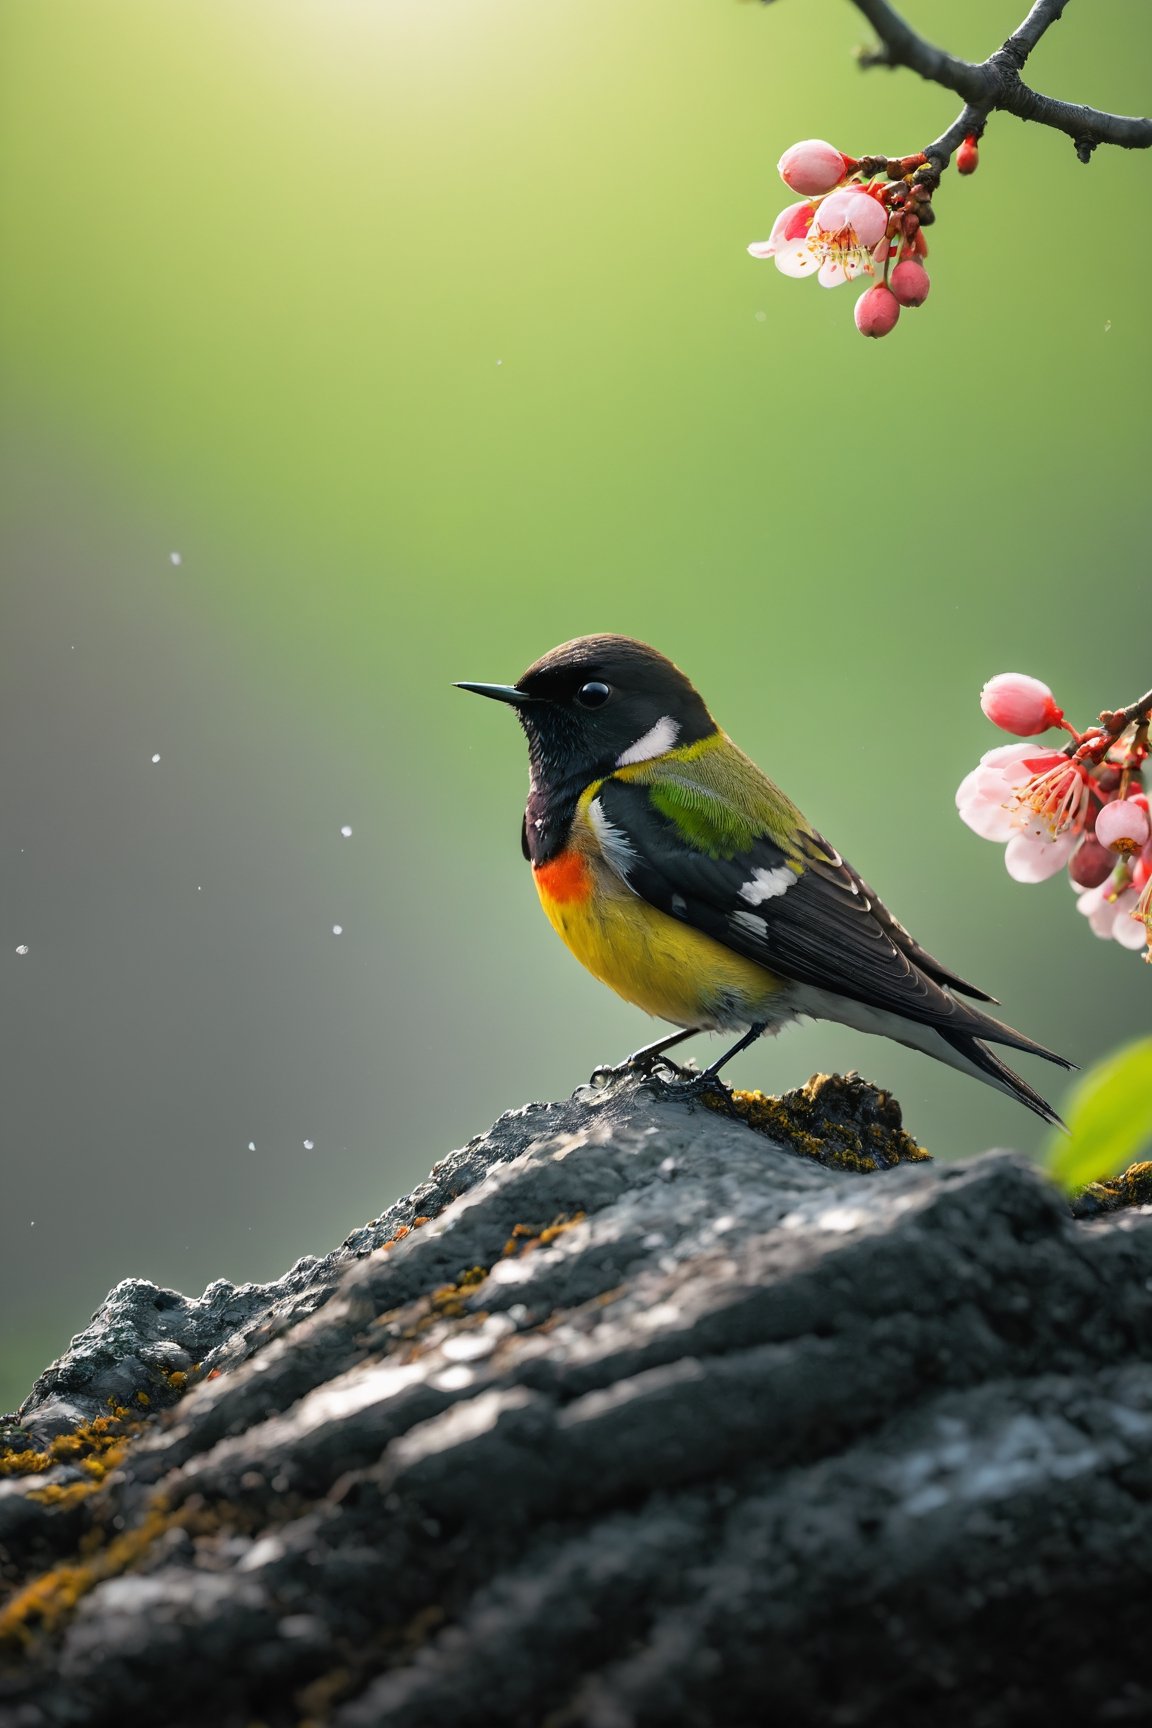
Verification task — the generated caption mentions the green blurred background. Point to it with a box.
[3,0,1149,1411]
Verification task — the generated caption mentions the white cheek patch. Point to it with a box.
[616,715,680,767]
[738,864,796,905]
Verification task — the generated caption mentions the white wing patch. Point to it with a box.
[730,909,769,939]
[616,715,680,767]
[738,864,796,905]
[588,796,639,882]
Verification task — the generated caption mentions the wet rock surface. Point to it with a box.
[2,1072,1151,1728]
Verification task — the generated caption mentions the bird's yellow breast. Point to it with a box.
[531,803,783,1032]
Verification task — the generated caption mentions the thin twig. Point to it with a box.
[848,0,1152,164]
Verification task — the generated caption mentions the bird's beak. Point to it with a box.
[454,681,538,707]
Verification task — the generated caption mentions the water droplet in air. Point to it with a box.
[303,1139,314,1150]
[151,753,161,764]
[340,825,353,838]
[755,311,767,322]
[332,924,343,936]
[1104,320,1112,332]
[170,551,182,565]
[15,944,29,955]
[495,359,503,366]
[247,1142,256,1151]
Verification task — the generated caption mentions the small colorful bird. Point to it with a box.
[458,635,1073,1124]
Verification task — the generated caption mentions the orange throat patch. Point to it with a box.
[533,850,591,906]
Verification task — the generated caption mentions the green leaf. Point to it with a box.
[1048,1035,1152,1192]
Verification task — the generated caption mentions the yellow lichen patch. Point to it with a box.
[702,1072,930,1173]
[24,1480,102,1512]
[429,1266,489,1320]
[0,1409,139,1482]
[1076,1159,1152,1214]
[0,1498,196,1648]
[502,1212,587,1259]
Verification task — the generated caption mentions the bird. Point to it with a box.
[457,634,1073,1125]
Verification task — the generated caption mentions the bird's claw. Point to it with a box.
[587,1051,697,1087]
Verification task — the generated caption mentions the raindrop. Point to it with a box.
[332,924,344,936]
[340,824,353,838]
[755,311,767,322]
[151,753,161,764]
[303,1139,315,1150]
[170,551,182,566]
[247,1142,256,1151]
[495,359,503,366]
[1104,320,1112,332]
[15,944,29,955]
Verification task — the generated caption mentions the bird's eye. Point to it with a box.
[576,681,612,709]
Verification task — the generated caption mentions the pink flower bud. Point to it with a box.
[889,260,931,307]
[1095,797,1152,855]
[979,673,1064,736]
[777,140,849,197]
[854,284,900,339]
[1068,836,1116,889]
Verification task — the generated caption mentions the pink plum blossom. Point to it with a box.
[956,743,1066,842]
[1075,879,1149,951]
[1095,797,1151,855]
[777,140,850,197]
[772,190,887,288]
[979,672,1064,736]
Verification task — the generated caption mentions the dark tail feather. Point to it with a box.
[937,1029,1068,1130]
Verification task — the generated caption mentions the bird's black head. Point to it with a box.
[457,635,717,793]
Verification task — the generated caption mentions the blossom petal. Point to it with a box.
[958,792,1016,842]
[1004,829,1076,883]
[775,238,817,278]
[1113,891,1148,949]
[747,241,776,258]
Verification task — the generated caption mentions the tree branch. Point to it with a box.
[848,0,1152,165]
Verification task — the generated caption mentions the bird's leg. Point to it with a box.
[672,1022,768,1094]
[590,1026,700,1083]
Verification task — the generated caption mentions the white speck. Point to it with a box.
[340,825,353,838]
[1104,320,1112,332]
[739,864,795,905]
[170,551,182,565]
[495,359,503,366]
[151,753,161,764]
[755,311,767,322]
[197,886,202,892]
[332,924,343,936]
[30,1221,34,1227]
[15,944,29,955]
[303,1139,314,1150]
[247,1142,256,1151]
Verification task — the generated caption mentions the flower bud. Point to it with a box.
[956,136,979,175]
[777,140,849,197]
[979,673,1064,736]
[854,284,900,339]
[1095,797,1152,855]
[1068,836,1115,889]
[889,260,931,307]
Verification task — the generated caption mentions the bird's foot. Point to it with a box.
[652,1067,729,1101]
[587,1054,690,1087]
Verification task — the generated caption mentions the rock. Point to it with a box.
[1,1071,1151,1728]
